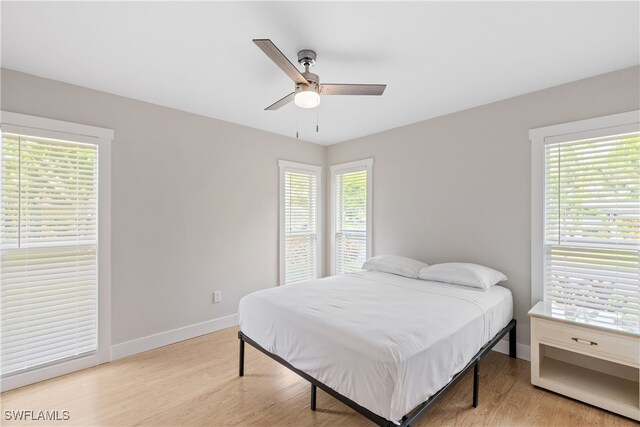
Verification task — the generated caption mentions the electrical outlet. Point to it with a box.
[213,290,222,304]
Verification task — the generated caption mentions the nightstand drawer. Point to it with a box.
[535,318,639,367]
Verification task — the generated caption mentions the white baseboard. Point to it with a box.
[1,354,98,392]
[111,313,239,360]
[490,338,531,361]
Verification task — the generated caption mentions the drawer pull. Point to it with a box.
[571,337,598,346]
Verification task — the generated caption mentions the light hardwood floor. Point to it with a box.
[1,327,636,426]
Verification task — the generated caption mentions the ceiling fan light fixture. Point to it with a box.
[253,39,386,112]
[294,89,320,109]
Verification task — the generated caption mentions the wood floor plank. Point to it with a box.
[1,327,636,427]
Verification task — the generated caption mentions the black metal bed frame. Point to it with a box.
[238,319,516,427]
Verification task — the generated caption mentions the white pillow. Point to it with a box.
[363,255,429,279]
[417,263,507,290]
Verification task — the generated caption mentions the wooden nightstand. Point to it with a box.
[529,301,640,421]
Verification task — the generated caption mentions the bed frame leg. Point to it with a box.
[472,361,479,408]
[239,337,245,377]
[509,322,517,358]
[310,384,317,411]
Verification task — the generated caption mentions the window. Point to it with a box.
[279,161,321,285]
[0,112,112,391]
[331,159,372,275]
[531,111,639,326]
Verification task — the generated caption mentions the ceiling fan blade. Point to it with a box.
[265,92,295,111]
[253,39,309,85]
[320,84,386,96]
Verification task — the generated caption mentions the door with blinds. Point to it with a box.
[1,132,100,381]
[332,159,372,275]
[279,161,321,285]
[543,130,639,323]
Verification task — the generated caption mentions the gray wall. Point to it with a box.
[327,66,640,345]
[1,69,326,345]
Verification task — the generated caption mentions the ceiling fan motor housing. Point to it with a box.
[296,80,319,94]
[297,50,320,92]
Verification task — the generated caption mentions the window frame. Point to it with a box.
[278,160,322,285]
[529,110,639,306]
[330,158,373,276]
[0,111,113,391]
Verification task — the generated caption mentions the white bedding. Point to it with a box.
[238,271,513,424]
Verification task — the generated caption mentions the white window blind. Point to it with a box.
[333,161,371,275]
[280,162,320,284]
[544,131,639,321]
[1,133,98,377]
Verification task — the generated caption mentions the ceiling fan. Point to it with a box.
[253,39,386,110]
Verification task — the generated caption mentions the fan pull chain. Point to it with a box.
[296,107,299,139]
[316,107,319,133]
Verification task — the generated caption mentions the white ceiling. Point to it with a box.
[2,1,638,145]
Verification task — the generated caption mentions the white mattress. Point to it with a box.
[239,271,513,424]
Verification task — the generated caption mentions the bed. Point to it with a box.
[238,271,516,426]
